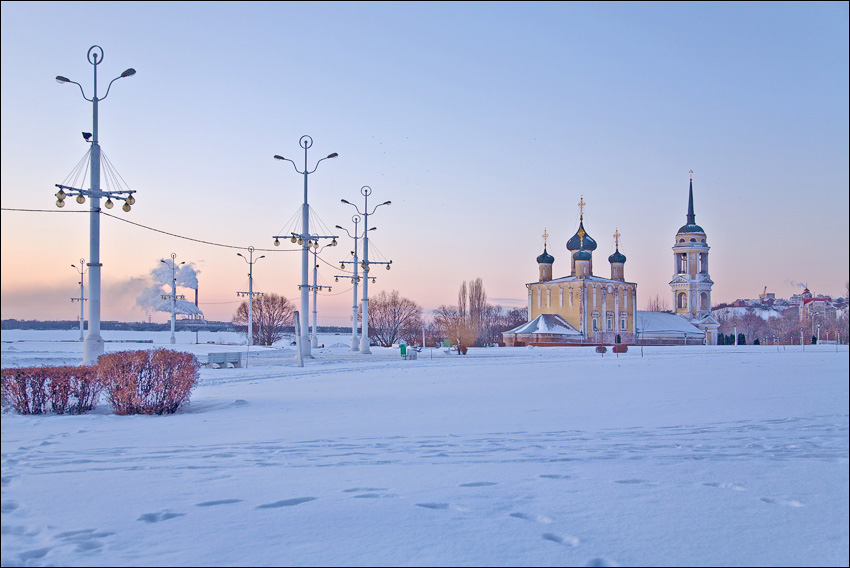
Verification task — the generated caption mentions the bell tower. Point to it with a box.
[670,172,714,321]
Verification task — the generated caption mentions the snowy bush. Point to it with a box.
[1,365,100,415]
[99,349,199,415]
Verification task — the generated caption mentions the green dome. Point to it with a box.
[608,248,627,264]
[566,220,597,252]
[536,246,555,264]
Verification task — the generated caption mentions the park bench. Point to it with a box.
[207,352,242,368]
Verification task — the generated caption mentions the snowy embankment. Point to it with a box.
[2,331,848,567]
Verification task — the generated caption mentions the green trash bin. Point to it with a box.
[400,344,407,359]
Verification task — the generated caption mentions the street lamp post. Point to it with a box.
[160,253,185,344]
[237,246,265,348]
[733,320,738,346]
[54,46,136,364]
[341,186,392,354]
[273,136,337,359]
[70,259,87,341]
[309,238,336,348]
[335,215,362,351]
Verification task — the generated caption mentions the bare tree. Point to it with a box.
[433,303,475,354]
[366,290,423,347]
[468,278,487,346]
[232,293,294,346]
[646,294,670,312]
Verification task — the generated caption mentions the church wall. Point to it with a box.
[529,280,637,344]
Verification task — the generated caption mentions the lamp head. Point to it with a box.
[383,201,392,206]
[55,76,71,84]
[82,132,92,141]
[341,199,350,205]
[237,253,244,258]
[326,153,338,159]
[120,68,136,78]
[274,155,285,160]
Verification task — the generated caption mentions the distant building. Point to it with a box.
[799,287,838,321]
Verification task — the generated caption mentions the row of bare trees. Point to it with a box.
[231,280,527,351]
[432,278,526,353]
[716,307,848,345]
[231,290,424,348]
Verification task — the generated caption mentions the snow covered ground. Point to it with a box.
[2,330,848,567]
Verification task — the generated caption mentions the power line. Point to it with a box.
[1,207,300,253]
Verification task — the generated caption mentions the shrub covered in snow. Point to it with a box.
[1,365,100,415]
[99,349,199,415]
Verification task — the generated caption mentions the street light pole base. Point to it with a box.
[83,334,104,365]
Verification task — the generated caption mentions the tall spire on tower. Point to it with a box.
[687,170,695,226]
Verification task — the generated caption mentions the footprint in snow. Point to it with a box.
[137,511,185,523]
[510,512,553,524]
[56,529,115,553]
[542,532,579,546]
[195,499,243,507]
[416,502,450,510]
[1,500,20,513]
[586,557,619,567]
[703,482,746,491]
[614,479,654,485]
[255,497,316,509]
[760,497,804,507]
[459,481,497,487]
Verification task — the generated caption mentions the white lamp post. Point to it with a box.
[341,186,392,354]
[309,237,336,348]
[160,253,185,344]
[237,246,265,347]
[70,259,87,341]
[272,136,337,359]
[54,46,137,364]
[335,215,362,351]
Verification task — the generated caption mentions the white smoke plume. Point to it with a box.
[136,259,203,317]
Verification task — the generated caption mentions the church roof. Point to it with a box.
[503,314,582,336]
[608,248,627,264]
[536,246,555,264]
[573,249,592,261]
[529,274,636,286]
[677,178,705,235]
[635,311,705,337]
[566,220,597,252]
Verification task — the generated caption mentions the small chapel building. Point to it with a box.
[502,198,638,346]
